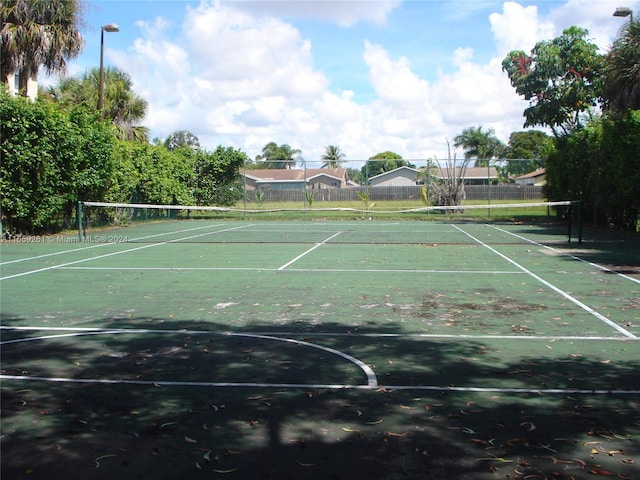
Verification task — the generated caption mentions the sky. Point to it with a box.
[48,0,639,163]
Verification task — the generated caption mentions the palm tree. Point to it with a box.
[603,20,640,113]
[255,142,302,169]
[1,0,84,97]
[453,126,506,167]
[45,66,149,142]
[320,145,345,168]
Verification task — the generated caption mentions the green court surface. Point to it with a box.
[1,218,639,480]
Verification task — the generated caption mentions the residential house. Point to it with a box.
[514,168,546,186]
[369,166,499,186]
[368,166,422,186]
[242,168,349,190]
[4,71,38,100]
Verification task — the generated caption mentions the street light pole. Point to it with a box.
[98,23,119,110]
[613,7,633,22]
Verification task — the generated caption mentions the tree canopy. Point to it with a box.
[362,151,412,179]
[1,0,84,95]
[45,66,149,142]
[321,145,346,168]
[164,130,201,151]
[502,26,604,136]
[254,142,302,169]
[453,126,506,167]
[603,20,640,113]
[502,130,555,177]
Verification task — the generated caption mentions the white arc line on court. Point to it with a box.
[0,224,253,281]
[0,329,378,388]
[278,232,343,270]
[231,333,377,387]
[452,225,637,339]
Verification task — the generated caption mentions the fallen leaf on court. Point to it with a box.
[299,463,316,467]
[94,454,117,469]
[385,431,408,437]
[160,422,177,428]
[606,450,624,455]
[520,422,536,431]
[366,419,384,425]
[342,427,360,432]
[545,456,572,464]
[213,469,237,474]
[589,466,614,475]
[184,436,198,443]
[476,457,513,463]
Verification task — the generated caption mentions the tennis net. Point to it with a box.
[78,200,581,245]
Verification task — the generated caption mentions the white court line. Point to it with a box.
[278,231,343,270]
[2,325,637,341]
[491,225,640,285]
[0,224,253,281]
[0,222,226,266]
[3,327,636,393]
[57,266,523,275]
[452,225,637,339]
[1,375,638,395]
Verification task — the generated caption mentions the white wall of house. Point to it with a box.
[5,71,38,100]
[369,167,421,186]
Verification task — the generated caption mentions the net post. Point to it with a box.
[568,201,573,243]
[576,200,583,244]
[77,201,83,241]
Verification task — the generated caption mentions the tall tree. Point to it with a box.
[603,19,640,113]
[255,142,302,169]
[45,66,149,142]
[192,146,247,206]
[362,151,411,179]
[320,145,345,168]
[503,130,555,177]
[453,126,506,167]
[502,26,604,136]
[0,90,115,232]
[164,130,200,151]
[1,0,84,97]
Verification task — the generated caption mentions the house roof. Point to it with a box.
[242,168,347,184]
[433,167,499,179]
[368,166,420,182]
[514,168,546,180]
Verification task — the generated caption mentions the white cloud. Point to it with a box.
[101,0,630,162]
[489,2,554,56]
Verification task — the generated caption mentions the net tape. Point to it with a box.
[81,200,574,215]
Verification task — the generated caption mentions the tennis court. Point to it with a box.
[2,204,639,479]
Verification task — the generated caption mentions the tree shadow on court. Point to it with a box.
[2,315,639,480]
[555,228,640,271]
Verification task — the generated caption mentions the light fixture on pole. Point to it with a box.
[613,7,633,22]
[98,23,119,110]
